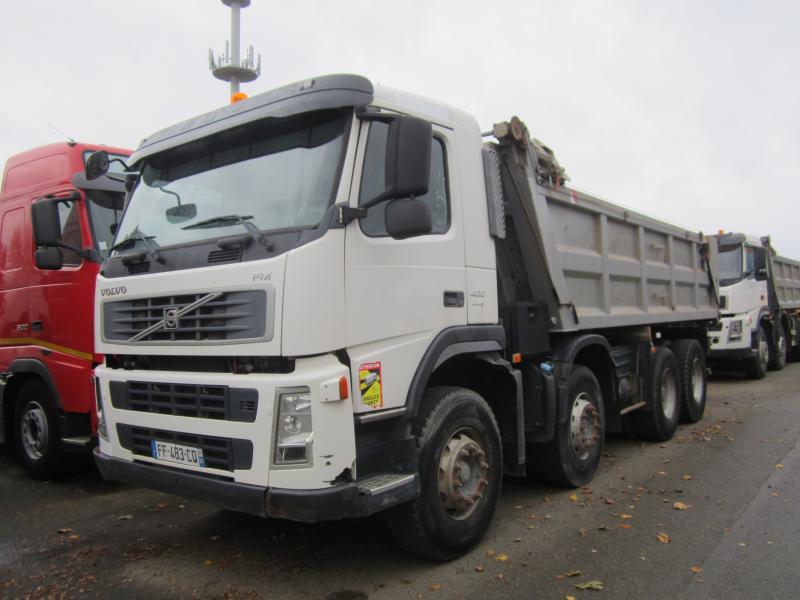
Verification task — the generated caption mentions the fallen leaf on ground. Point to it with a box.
[775,464,784,469]
[495,553,509,562]
[569,494,578,502]
[117,515,133,521]
[204,559,213,566]
[429,583,444,591]
[673,502,689,510]
[657,532,671,544]
[771,492,780,497]
[475,565,486,572]
[690,566,702,573]
[657,470,667,475]
[604,498,614,506]
[617,523,631,529]
[681,475,693,481]
[574,580,604,591]
[567,596,577,600]
[513,538,522,543]
[67,534,81,541]
[565,570,581,577]
[56,528,72,534]
[620,514,633,519]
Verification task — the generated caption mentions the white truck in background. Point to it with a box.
[707,233,800,377]
[37,75,721,560]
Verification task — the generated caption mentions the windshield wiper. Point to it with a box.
[110,229,165,264]
[182,214,273,251]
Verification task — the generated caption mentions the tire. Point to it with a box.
[746,326,769,380]
[529,366,605,488]
[632,347,680,442]
[14,380,62,479]
[386,387,502,561]
[672,339,707,424]
[767,323,787,371]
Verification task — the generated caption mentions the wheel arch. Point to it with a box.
[551,334,616,428]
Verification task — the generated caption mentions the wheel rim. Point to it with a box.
[20,401,48,461]
[569,392,601,461]
[660,368,678,419]
[691,358,704,405]
[437,429,489,520]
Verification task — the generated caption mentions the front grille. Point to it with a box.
[103,290,267,343]
[109,380,258,422]
[116,424,253,471]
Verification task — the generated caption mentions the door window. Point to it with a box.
[358,121,450,236]
[56,200,83,266]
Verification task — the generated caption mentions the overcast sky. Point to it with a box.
[1,1,798,256]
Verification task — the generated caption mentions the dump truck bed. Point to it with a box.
[773,254,800,310]
[490,130,719,333]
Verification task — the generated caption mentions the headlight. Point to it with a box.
[274,390,312,465]
[93,376,108,441]
[729,320,743,340]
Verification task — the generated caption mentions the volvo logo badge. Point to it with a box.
[164,307,179,329]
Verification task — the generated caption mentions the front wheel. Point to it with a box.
[746,326,769,380]
[768,323,787,371]
[14,380,62,479]
[529,365,605,488]
[386,387,502,561]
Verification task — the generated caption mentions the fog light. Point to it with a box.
[274,390,312,465]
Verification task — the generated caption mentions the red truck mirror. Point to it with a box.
[85,150,110,180]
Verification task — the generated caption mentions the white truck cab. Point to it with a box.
[89,75,719,560]
[708,232,800,377]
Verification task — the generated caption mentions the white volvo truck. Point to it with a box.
[707,233,800,378]
[59,75,719,560]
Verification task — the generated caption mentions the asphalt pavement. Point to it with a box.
[1,364,798,599]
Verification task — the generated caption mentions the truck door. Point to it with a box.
[0,203,30,355]
[27,194,95,413]
[344,119,467,413]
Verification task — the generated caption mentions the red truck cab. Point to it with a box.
[0,141,130,478]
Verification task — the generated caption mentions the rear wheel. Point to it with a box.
[386,387,502,561]
[746,326,769,380]
[530,365,605,488]
[14,380,62,479]
[632,347,680,441]
[768,323,787,371]
[672,339,707,423]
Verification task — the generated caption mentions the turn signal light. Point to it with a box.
[231,92,248,104]
[339,376,349,400]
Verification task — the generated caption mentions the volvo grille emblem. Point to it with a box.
[164,307,179,329]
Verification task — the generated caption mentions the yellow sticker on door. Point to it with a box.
[359,362,383,408]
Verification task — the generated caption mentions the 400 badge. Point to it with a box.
[359,362,383,408]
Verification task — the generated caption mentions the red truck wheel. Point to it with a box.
[15,380,62,480]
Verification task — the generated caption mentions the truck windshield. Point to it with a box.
[718,245,744,286]
[86,189,126,258]
[113,110,349,252]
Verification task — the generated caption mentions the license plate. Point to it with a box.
[151,439,205,468]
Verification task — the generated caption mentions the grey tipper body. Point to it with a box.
[496,145,717,332]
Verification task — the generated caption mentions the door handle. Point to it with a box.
[443,291,464,308]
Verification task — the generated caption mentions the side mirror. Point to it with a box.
[31,200,62,246]
[363,115,432,208]
[85,150,110,180]
[755,267,768,281]
[35,247,63,270]
[385,198,432,240]
[165,203,198,223]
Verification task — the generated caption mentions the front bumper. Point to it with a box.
[95,448,419,522]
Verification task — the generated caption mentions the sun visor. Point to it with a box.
[128,74,374,167]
